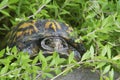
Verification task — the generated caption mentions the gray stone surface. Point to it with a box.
[54,68,120,80]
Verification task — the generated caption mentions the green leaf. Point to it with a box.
[59,9,70,15]
[11,63,18,67]
[54,67,61,74]
[0,0,8,9]
[42,0,51,4]
[103,65,111,74]
[38,51,46,61]
[8,0,19,4]
[0,57,11,65]
[101,45,111,59]
[2,24,10,30]
[0,49,5,58]
[101,45,107,56]
[106,45,111,59]
[32,56,39,64]
[81,51,90,61]
[109,68,114,80]
[53,52,60,66]
[86,13,96,19]
[68,52,74,64]
[46,5,58,9]
[44,73,54,78]
[38,51,47,70]
[46,56,53,62]
[0,65,9,75]
[11,46,18,56]
[96,62,106,69]
[49,58,55,67]
[112,54,120,60]
[0,10,10,16]
[6,46,11,55]
[90,45,94,59]
[101,16,113,27]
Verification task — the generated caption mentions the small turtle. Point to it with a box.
[2,19,86,60]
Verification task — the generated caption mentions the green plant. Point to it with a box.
[0,0,120,80]
[0,46,78,80]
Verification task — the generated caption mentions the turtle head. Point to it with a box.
[41,36,68,53]
[40,36,82,60]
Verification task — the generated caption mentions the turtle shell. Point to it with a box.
[3,19,86,60]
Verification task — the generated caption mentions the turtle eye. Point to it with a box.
[41,37,54,51]
[44,38,54,48]
[45,39,51,45]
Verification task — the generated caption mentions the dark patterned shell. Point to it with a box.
[3,19,85,60]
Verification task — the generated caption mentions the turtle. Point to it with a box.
[2,19,86,60]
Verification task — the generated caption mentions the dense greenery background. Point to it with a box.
[0,0,120,80]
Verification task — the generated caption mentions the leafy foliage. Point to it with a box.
[0,0,120,80]
[0,47,78,79]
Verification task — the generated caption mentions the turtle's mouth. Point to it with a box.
[41,36,69,55]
